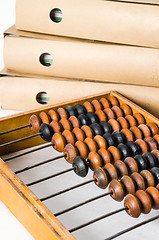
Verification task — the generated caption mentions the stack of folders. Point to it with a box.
[1,0,159,116]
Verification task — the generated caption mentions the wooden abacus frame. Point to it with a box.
[0,91,159,240]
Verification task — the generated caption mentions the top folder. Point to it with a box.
[16,0,159,48]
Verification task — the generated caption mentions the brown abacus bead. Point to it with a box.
[138,124,151,138]
[94,135,107,149]
[87,152,103,171]
[104,163,118,180]
[98,148,112,165]
[51,133,66,152]
[156,183,159,190]
[120,175,136,195]
[83,101,94,113]
[153,134,159,147]
[114,160,129,178]
[39,112,50,124]
[108,119,121,131]
[135,139,149,154]
[75,141,89,159]
[68,116,81,128]
[147,122,159,136]
[50,121,63,134]
[72,128,86,142]
[109,179,125,202]
[95,110,107,122]
[112,106,124,118]
[151,150,159,165]
[108,146,122,162]
[125,115,137,127]
[62,130,76,145]
[124,194,142,218]
[91,99,103,111]
[104,108,116,120]
[81,125,94,138]
[107,96,119,106]
[133,113,146,125]
[135,190,152,214]
[146,186,159,209]
[59,118,73,131]
[93,167,109,189]
[140,170,155,187]
[117,117,129,129]
[57,107,68,119]
[121,129,134,142]
[120,104,133,116]
[130,172,146,190]
[144,137,158,151]
[29,115,41,133]
[84,138,98,153]
[99,97,111,109]
[48,109,59,122]
[130,126,143,140]
[124,157,139,173]
[63,144,79,164]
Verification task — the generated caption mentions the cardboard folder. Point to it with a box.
[16,0,159,48]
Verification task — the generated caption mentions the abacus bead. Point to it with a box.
[65,105,78,117]
[108,119,121,132]
[143,152,158,169]
[133,113,146,125]
[134,155,148,171]
[100,121,113,134]
[125,115,137,127]
[59,118,73,131]
[130,172,146,190]
[87,152,103,171]
[117,117,129,129]
[144,137,158,151]
[99,97,111,109]
[91,99,103,111]
[93,167,109,189]
[112,106,124,118]
[124,194,142,218]
[114,160,128,178]
[81,125,94,138]
[75,141,89,159]
[112,131,126,145]
[120,175,136,195]
[48,109,59,122]
[39,112,50,124]
[126,141,141,157]
[51,133,66,152]
[130,126,143,140]
[156,184,159,190]
[108,146,122,162]
[74,104,87,115]
[94,135,107,149]
[104,163,118,180]
[98,148,112,165]
[57,107,68,119]
[62,130,76,145]
[84,138,98,152]
[40,123,54,142]
[83,101,94,113]
[150,167,159,185]
[107,96,119,106]
[153,134,159,146]
[104,108,116,120]
[147,122,159,136]
[95,110,107,122]
[117,143,131,159]
[78,114,90,126]
[86,112,99,124]
[103,133,116,147]
[63,144,79,164]
[135,190,152,214]
[138,124,151,138]
[140,170,155,187]
[90,123,104,136]
[151,150,159,165]
[72,128,86,141]
[50,121,63,134]
[121,129,134,142]
[135,139,149,154]
[124,157,139,173]
[29,115,41,133]
[68,116,81,128]
[109,179,125,202]
[120,104,133,116]
[73,156,89,177]
[146,187,159,209]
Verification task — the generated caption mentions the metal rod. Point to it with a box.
[69,207,126,233]
[105,215,159,240]
[0,124,31,136]
[40,179,95,202]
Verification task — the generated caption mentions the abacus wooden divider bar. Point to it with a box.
[0,91,159,240]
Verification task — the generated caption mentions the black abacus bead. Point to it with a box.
[126,141,141,157]
[117,143,131,159]
[65,105,78,117]
[103,133,116,147]
[142,152,158,169]
[86,112,99,124]
[40,123,54,142]
[112,131,126,145]
[99,121,113,134]
[73,156,89,177]
[150,167,159,185]
[78,114,91,126]
[134,155,148,171]
[90,123,104,136]
[74,104,87,115]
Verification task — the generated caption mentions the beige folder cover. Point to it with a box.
[16,0,159,48]
[4,33,159,87]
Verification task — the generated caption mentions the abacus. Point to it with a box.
[0,91,159,240]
